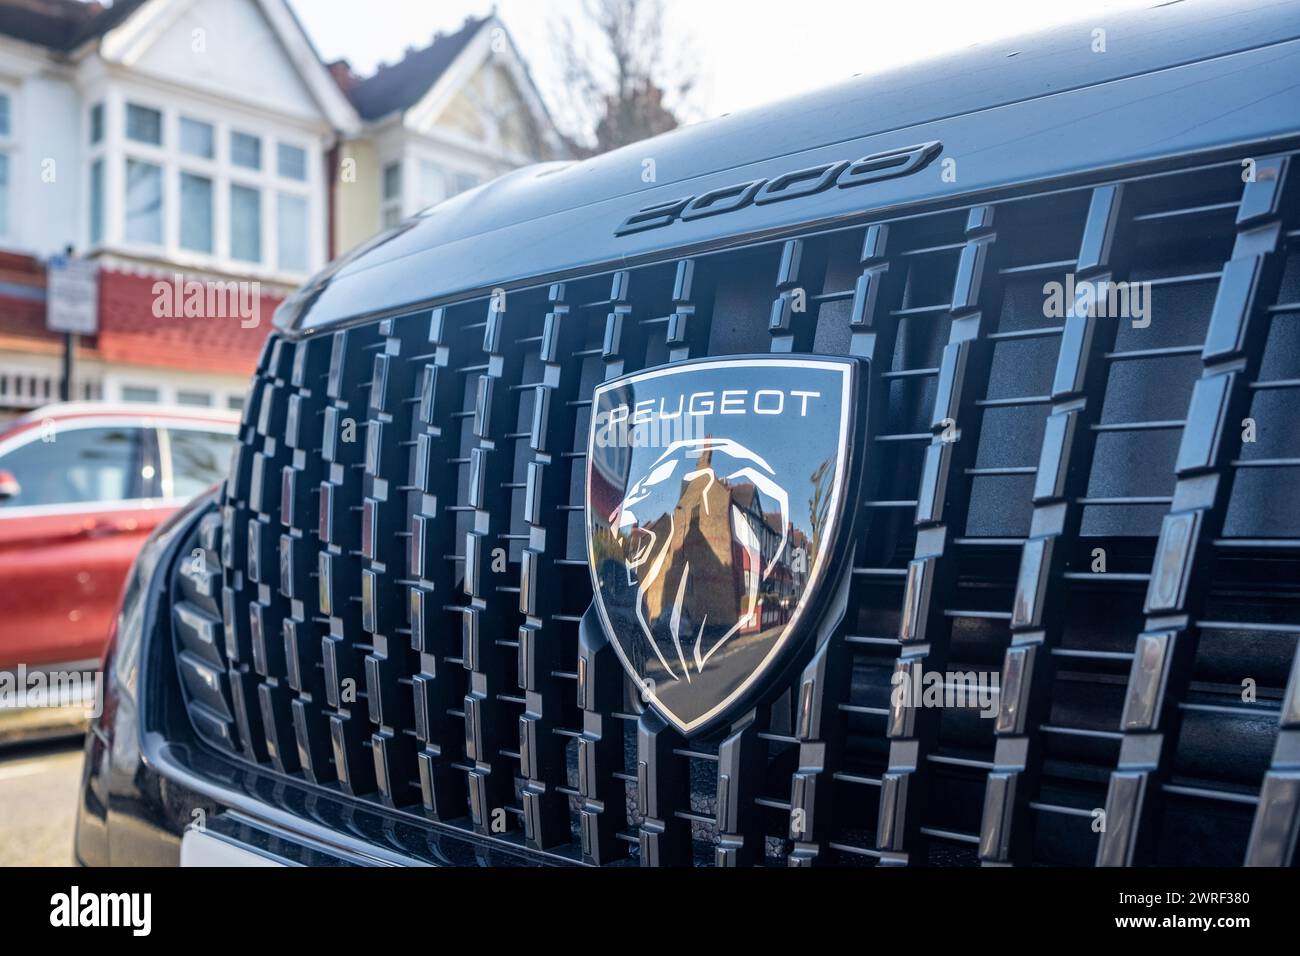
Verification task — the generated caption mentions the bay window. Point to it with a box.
[278,142,306,181]
[381,161,402,227]
[418,160,445,208]
[126,103,162,145]
[125,159,163,244]
[453,171,481,195]
[180,172,213,253]
[94,99,315,274]
[231,130,261,170]
[180,117,214,159]
[277,192,307,273]
[89,159,104,245]
[230,184,261,262]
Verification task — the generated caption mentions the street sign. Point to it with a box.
[46,255,99,336]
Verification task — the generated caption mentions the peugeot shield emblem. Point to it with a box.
[585,356,862,736]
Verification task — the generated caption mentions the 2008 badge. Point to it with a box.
[614,141,941,236]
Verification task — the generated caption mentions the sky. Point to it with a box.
[290,0,1155,126]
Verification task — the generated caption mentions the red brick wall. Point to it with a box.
[0,252,56,351]
[96,270,281,376]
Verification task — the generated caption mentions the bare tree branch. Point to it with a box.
[549,0,699,157]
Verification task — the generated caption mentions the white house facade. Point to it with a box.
[0,1,558,422]
[0,0,359,417]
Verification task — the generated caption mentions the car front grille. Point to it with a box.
[169,150,1300,866]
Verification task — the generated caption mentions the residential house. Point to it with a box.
[329,14,558,255]
[0,1,557,421]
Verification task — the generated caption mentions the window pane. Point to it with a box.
[0,427,142,507]
[89,103,103,144]
[382,205,401,229]
[0,155,8,236]
[180,117,214,159]
[89,159,103,244]
[231,130,261,169]
[226,395,245,412]
[175,390,212,407]
[0,95,9,137]
[382,162,401,200]
[125,159,162,244]
[180,172,213,254]
[276,192,307,272]
[418,160,444,207]
[166,428,234,500]
[126,103,162,145]
[121,386,159,403]
[278,143,306,181]
[453,171,480,195]
[230,184,261,262]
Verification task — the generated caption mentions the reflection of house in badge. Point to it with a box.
[638,445,792,658]
[730,486,793,635]
[756,514,809,630]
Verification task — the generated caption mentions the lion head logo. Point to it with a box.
[606,437,790,682]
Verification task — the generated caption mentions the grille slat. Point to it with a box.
[408,308,473,819]
[978,183,1131,866]
[461,292,536,836]
[314,326,382,794]
[363,319,426,807]
[281,335,335,784]
[519,283,586,850]
[788,222,903,866]
[877,206,1007,866]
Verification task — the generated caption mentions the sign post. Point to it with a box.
[46,251,99,402]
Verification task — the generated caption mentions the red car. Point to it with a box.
[0,402,238,671]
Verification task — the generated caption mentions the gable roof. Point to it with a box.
[345,15,486,121]
[0,0,360,133]
[0,0,147,51]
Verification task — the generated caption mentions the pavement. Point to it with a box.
[0,702,90,746]
[0,740,83,866]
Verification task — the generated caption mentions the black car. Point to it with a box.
[77,0,1300,867]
